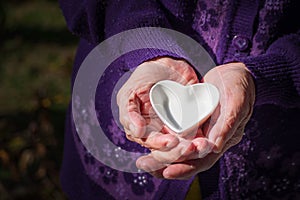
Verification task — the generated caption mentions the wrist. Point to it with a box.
[147,56,199,85]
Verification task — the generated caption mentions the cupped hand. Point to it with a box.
[136,62,256,179]
[117,57,199,152]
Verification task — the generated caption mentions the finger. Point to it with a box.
[183,126,205,140]
[140,101,154,117]
[180,138,215,161]
[143,111,164,137]
[208,95,251,153]
[143,132,179,150]
[151,139,196,163]
[118,92,146,138]
[162,129,244,180]
[190,137,215,158]
[202,105,220,137]
[161,127,246,180]
[136,154,167,175]
[162,153,221,180]
[205,106,240,153]
[125,128,180,150]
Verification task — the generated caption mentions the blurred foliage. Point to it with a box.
[0,0,78,199]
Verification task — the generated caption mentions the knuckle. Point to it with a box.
[225,113,236,129]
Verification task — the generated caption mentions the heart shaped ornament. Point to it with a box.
[150,80,220,134]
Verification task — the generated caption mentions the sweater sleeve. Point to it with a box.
[239,32,300,107]
[58,0,205,73]
[58,0,174,43]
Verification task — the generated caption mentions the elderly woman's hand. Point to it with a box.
[136,62,256,179]
[117,57,199,152]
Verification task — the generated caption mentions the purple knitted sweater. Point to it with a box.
[59,0,300,199]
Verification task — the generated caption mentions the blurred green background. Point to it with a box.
[0,0,77,199]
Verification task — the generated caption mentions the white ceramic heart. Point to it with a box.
[150,80,219,133]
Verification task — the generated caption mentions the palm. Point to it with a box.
[117,57,199,149]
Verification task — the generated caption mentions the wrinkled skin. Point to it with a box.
[117,57,255,179]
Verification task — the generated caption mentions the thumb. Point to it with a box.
[205,108,239,153]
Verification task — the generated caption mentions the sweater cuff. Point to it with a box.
[113,27,214,79]
[240,53,300,107]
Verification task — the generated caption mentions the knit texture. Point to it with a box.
[59,0,300,199]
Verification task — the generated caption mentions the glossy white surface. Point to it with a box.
[150,80,219,133]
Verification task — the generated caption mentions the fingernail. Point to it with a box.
[195,140,210,158]
[163,169,171,179]
[213,137,223,153]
